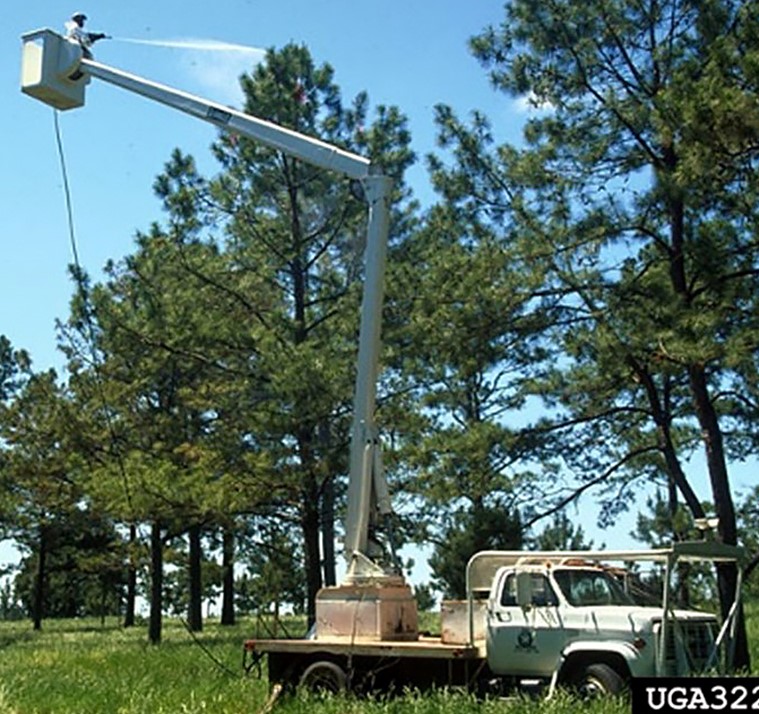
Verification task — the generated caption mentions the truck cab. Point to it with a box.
[477,553,724,695]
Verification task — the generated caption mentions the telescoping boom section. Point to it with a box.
[20,27,418,640]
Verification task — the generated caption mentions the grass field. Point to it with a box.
[0,610,754,714]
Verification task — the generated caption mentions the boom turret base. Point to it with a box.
[315,579,418,641]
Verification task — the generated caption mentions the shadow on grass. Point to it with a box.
[0,627,36,650]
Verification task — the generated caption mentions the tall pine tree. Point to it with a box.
[427,0,759,667]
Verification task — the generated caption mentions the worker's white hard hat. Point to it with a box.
[71,11,87,20]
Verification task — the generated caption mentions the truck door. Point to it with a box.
[486,569,563,677]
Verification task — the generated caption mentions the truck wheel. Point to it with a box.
[298,660,348,694]
[573,663,625,698]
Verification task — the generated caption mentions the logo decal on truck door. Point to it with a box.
[516,628,537,652]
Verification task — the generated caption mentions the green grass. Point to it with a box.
[0,610,755,713]
[275,688,629,714]
[0,618,264,713]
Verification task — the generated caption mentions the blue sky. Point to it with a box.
[6,1,520,376]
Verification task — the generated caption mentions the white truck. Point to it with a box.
[19,27,746,702]
[243,541,744,698]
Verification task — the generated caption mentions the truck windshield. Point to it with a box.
[553,569,635,606]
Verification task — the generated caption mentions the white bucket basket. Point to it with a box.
[21,29,88,110]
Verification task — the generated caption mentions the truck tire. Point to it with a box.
[298,660,348,694]
[573,663,626,698]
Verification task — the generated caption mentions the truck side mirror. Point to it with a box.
[516,571,532,609]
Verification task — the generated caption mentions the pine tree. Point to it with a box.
[425,0,759,667]
[59,43,417,630]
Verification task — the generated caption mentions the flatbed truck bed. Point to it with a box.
[243,636,489,693]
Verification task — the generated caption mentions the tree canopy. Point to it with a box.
[425,0,759,666]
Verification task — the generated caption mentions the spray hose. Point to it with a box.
[111,37,266,54]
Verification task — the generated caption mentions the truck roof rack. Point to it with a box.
[466,541,746,592]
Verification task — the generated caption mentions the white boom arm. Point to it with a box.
[21,29,393,581]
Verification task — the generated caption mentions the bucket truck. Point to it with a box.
[21,28,747,700]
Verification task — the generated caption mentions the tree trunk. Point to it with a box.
[221,524,235,626]
[630,360,705,519]
[688,364,750,670]
[188,524,203,632]
[321,476,336,587]
[123,523,137,628]
[664,187,750,670]
[100,576,107,626]
[149,520,163,645]
[287,174,322,624]
[32,526,47,631]
[302,475,322,628]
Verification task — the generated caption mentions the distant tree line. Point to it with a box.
[2,1,759,670]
